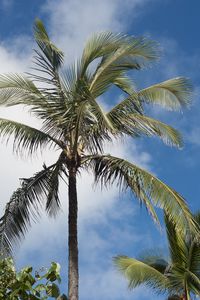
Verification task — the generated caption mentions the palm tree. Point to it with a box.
[114,213,200,300]
[0,19,197,300]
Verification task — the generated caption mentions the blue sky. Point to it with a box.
[0,0,200,299]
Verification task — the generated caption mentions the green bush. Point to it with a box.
[0,257,67,299]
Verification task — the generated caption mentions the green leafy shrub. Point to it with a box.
[0,258,67,299]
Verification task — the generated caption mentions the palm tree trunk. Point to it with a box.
[68,166,79,300]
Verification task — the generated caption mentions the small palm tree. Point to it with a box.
[114,213,200,300]
[0,20,197,300]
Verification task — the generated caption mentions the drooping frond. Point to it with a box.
[138,77,192,110]
[45,158,65,217]
[126,114,183,147]
[137,252,168,274]
[0,118,60,156]
[108,105,183,147]
[0,73,42,107]
[88,155,196,233]
[89,36,158,97]
[114,256,168,292]
[0,161,64,256]
[0,165,55,255]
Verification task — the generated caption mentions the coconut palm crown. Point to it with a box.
[114,213,200,300]
[0,19,196,300]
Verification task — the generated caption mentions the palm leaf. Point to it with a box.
[89,36,158,97]
[0,118,60,156]
[113,74,136,95]
[108,93,143,132]
[165,214,188,267]
[114,255,168,292]
[188,241,200,278]
[0,164,56,255]
[138,253,168,274]
[34,18,64,72]
[31,18,67,108]
[186,270,200,295]
[108,106,183,147]
[81,32,139,76]
[187,213,200,279]
[0,74,69,136]
[81,31,124,70]
[138,77,192,110]
[128,114,183,147]
[45,160,64,218]
[0,73,43,106]
[0,160,64,256]
[88,155,196,234]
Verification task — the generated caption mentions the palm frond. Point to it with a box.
[186,270,200,295]
[138,253,168,274]
[31,18,67,108]
[88,155,196,234]
[133,114,183,147]
[87,95,115,133]
[0,74,68,137]
[0,164,57,255]
[128,114,183,147]
[108,92,143,132]
[187,213,200,279]
[45,159,65,217]
[113,74,136,95]
[0,73,43,106]
[165,214,188,267]
[108,106,183,147]
[138,77,192,110]
[34,18,64,72]
[188,241,200,279]
[81,32,134,76]
[114,255,168,292]
[0,118,60,156]
[0,157,66,256]
[89,36,158,97]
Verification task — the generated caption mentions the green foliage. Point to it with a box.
[114,213,200,299]
[0,258,67,300]
[88,155,196,230]
[0,19,196,257]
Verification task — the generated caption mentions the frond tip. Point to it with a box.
[139,77,193,110]
[34,18,64,70]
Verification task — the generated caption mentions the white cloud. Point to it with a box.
[0,36,32,74]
